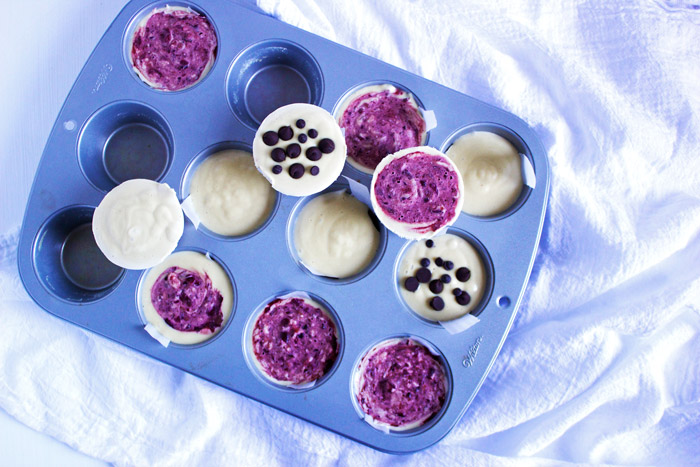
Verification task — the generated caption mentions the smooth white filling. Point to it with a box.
[294,190,380,278]
[189,149,275,236]
[446,131,523,216]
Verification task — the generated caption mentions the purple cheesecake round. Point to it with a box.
[130,6,217,91]
[355,338,447,430]
[252,296,339,386]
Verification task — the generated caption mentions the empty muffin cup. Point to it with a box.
[33,205,125,303]
[227,40,324,129]
[78,101,173,192]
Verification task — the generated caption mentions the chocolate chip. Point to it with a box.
[308,129,318,138]
[452,288,462,296]
[425,239,434,248]
[271,148,285,162]
[262,131,279,146]
[306,147,322,161]
[272,164,283,174]
[435,257,444,267]
[289,163,304,179]
[415,267,431,283]
[286,143,301,158]
[429,279,443,294]
[420,258,430,267]
[404,277,419,292]
[278,126,293,141]
[298,133,308,143]
[429,297,445,311]
[296,119,306,129]
[443,260,454,271]
[310,166,320,176]
[456,267,471,282]
[441,274,451,284]
[456,292,471,306]
[318,138,335,153]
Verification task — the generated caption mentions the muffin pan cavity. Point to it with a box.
[227,39,324,128]
[33,206,125,303]
[78,101,173,192]
[18,0,550,455]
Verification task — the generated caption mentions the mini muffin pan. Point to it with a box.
[18,0,549,454]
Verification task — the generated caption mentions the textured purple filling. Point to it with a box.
[252,297,338,384]
[150,266,223,333]
[357,339,446,428]
[373,152,461,233]
[131,9,217,91]
[339,88,426,170]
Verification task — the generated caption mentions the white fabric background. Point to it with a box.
[1,0,699,465]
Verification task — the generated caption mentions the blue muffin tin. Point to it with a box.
[18,0,550,453]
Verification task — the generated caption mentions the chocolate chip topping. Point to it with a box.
[452,288,462,296]
[310,166,320,176]
[306,147,322,161]
[429,279,443,294]
[296,119,306,128]
[440,274,451,283]
[272,164,283,174]
[429,297,445,311]
[286,143,301,159]
[271,148,286,162]
[420,258,430,267]
[298,133,308,143]
[289,163,305,179]
[415,267,431,283]
[318,138,335,154]
[308,129,318,138]
[456,267,471,282]
[435,257,444,267]
[456,292,471,306]
[404,277,419,292]
[425,239,434,248]
[263,131,279,146]
[278,126,294,141]
[443,260,454,271]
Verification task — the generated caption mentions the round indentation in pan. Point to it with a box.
[78,100,174,192]
[394,227,494,326]
[226,39,324,129]
[286,182,387,285]
[33,205,125,303]
[350,335,452,435]
[123,1,219,92]
[180,141,280,241]
[440,122,534,220]
[242,291,343,392]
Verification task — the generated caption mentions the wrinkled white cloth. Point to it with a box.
[2,0,700,465]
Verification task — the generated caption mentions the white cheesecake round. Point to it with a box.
[253,103,347,197]
[92,179,184,270]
